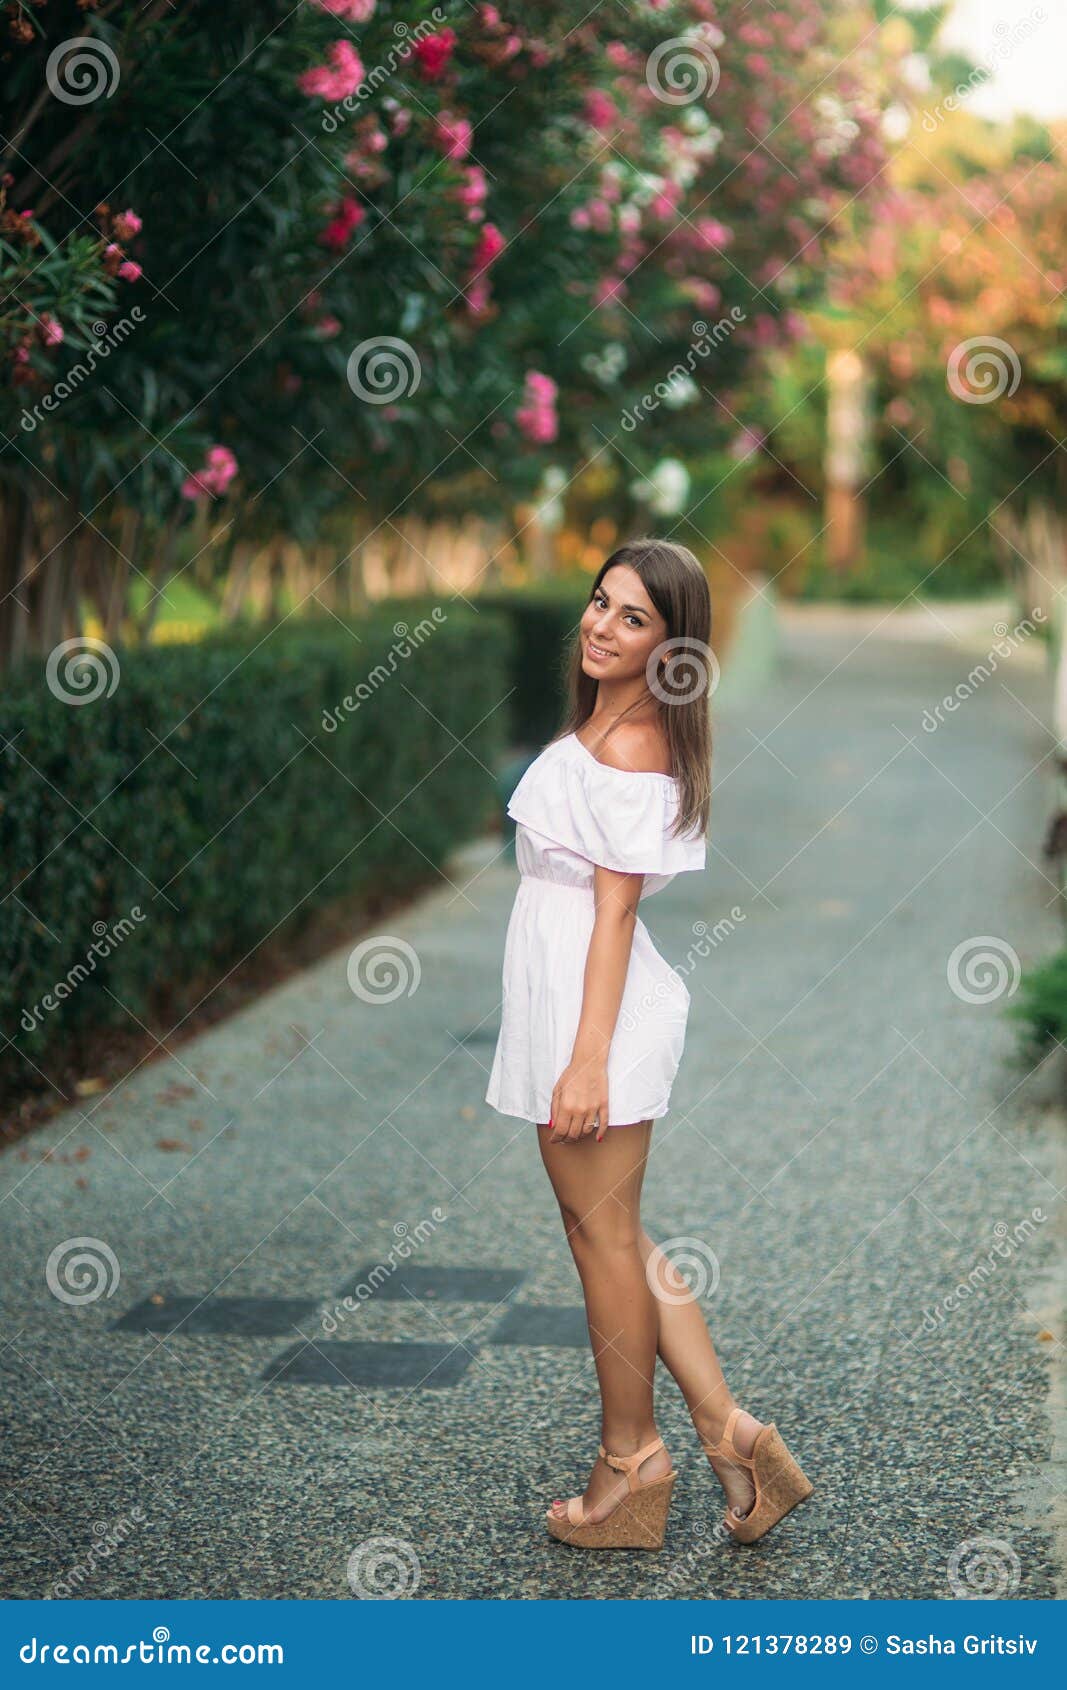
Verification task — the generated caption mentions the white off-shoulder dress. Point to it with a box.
[485,731,706,1127]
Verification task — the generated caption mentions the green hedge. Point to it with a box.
[1010,949,1067,1063]
[476,583,589,745]
[1,607,509,1106]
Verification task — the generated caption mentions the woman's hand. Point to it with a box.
[548,1058,609,1143]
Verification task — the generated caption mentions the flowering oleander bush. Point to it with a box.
[0,0,899,659]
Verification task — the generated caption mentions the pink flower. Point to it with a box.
[595,276,626,306]
[515,370,558,443]
[320,195,366,249]
[465,276,491,316]
[471,222,506,274]
[412,28,457,80]
[298,39,364,101]
[480,4,501,24]
[118,260,142,281]
[112,209,142,241]
[315,315,342,338]
[455,165,488,221]
[693,218,733,250]
[39,314,64,347]
[649,183,681,220]
[310,0,375,17]
[584,90,618,132]
[182,444,239,501]
[433,111,472,159]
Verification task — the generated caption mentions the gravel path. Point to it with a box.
[2,602,1064,1601]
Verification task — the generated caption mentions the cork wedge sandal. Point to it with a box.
[700,1407,813,1544]
[545,1435,677,1550]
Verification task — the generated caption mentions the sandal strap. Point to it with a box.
[700,1406,747,1463]
[598,1435,665,1490]
[566,1495,585,1526]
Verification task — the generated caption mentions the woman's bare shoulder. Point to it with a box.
[587,719,672,776]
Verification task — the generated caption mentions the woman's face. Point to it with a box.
[579,564,669,685]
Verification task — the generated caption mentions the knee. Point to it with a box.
[565,1208,642,1256]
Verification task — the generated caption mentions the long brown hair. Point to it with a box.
[556,537,713,838]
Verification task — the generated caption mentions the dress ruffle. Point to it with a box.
[505,733,706,878]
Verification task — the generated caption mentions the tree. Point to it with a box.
[2,0,897,660]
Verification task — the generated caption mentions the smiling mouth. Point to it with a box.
[586,639,616,660]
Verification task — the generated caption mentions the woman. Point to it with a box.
[485,538,812,1550]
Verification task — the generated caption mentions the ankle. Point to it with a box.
[690,1392,740,1444]
[600,1423,660,1457]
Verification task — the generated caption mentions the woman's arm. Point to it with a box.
[548,864,644,1143]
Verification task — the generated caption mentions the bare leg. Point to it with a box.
[635,1227,761,1516]
[622,1148,761,1516]
[538,1121,672,1522]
